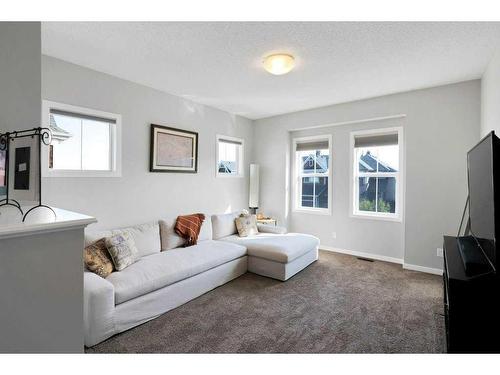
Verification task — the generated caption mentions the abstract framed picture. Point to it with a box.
[150,124,198,173]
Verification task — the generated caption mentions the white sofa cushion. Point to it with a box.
[112,222,161,258]
[198,215,212,242]
[220,233,319,263]
[160,215,212,251]
[257,224,287,235]
[85,230,113,247]
[106,240,247,304]
[211,212,240,240]
[159,219,185,250]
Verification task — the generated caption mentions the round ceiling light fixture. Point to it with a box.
[263,54,295,75]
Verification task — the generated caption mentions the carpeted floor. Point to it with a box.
[86,250,444,353]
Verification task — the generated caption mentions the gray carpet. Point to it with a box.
[86,251,445,353]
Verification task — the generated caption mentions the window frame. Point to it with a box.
[215,134,244,178]
[292,134,332,215]
[41,100,122,178]
[350,126,404,222]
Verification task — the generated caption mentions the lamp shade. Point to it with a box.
[263,54,295,75]
[249,163,260,209]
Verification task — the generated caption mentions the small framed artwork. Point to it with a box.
[14,147,31,190]
[150,124,198,173]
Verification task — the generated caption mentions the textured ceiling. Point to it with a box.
[42,22,500,119]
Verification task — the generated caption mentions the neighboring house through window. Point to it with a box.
[216,135,244,177]
[351,127,403,220]
[42,101,121,177]
[293,135,331,214]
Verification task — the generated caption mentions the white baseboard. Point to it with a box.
[403,263,443,275]
[320,245,403,265]
[320,245,443,275]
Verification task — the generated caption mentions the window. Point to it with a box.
[351,127,403,220]
[293,135,331,214]
[42,101,121,177]
[216,135,244,177]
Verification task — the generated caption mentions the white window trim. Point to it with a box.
[215,134,244,178]
[349,126,404,222]
[292,134,332,215]
[41,100,122,178]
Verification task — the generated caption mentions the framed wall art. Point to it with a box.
[14,146,31,190]
[150,124,198,173]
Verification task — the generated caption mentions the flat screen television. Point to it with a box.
[467,131,500,271]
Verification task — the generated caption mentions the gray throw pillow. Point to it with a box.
[159,219,185,250]
[105,232,139,271]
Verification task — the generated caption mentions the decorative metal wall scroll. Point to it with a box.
[0,127,55,222]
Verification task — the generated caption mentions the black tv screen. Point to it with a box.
[467,132,498,267]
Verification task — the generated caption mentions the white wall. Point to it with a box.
[42,56,254,230]
[29,40,484,271]
[0,22,41,199]
[0,22,85,354]
[254,81,481,270]
[481,51,500,136]
[0,22,41,132]
[0,227,86,353]
[290,117,404,261]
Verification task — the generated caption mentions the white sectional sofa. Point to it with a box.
[84,212,319,347]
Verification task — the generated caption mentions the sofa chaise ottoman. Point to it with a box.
[220,233,319,281]
[211,212,319,281]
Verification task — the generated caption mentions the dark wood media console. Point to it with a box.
[443,236,500,353]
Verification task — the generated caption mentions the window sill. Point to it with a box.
[43,169,122,178]
[293,207,331,216]
[216,173,244,178]
[351,212,402,222]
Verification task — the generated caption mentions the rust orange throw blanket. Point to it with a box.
[174,213,206,247]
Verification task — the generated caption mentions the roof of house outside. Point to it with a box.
[218,160,237,173]
[302,154,329,173]
[358,151,396,172]
[301,151,396,174]
[49,114,72,142]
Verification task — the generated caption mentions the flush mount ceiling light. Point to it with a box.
[263,54,295,75]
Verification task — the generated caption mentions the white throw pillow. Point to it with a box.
[211,211,240,240]
[105,232,139,271]
[235,214,259,237]
[159,219,185,250]
[112,222,161,258]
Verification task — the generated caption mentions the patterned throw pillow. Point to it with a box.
[84,238,115,278]
[105,232,140,271]
[235,214,259,237]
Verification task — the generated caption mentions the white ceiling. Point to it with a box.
[42,22,500,120]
